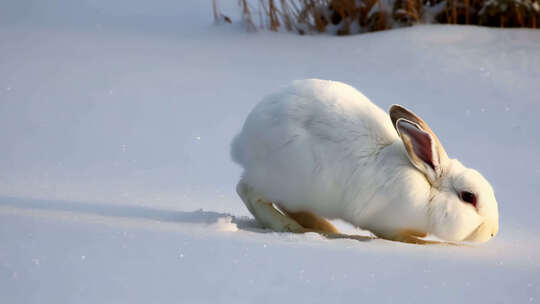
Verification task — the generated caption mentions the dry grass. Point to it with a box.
[212,0,232,24]
[437,0,539,28]
[215,0,539,34]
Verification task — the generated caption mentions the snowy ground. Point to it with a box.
[1,0,539,303]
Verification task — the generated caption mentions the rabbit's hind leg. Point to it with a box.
[284,210,339,234]
[236,182,306,233]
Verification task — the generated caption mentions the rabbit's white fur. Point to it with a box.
[232,79,499,243]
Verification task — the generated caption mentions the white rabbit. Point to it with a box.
[231,79,499,243]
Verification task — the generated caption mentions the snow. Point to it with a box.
[1,0,540,303]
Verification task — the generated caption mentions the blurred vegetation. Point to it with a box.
[213,0,539,34]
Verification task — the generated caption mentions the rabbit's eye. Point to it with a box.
[460,191,477,208]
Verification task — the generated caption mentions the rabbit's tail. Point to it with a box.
[230,133,244,165]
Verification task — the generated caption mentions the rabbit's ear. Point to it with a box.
[390,104,448,157]
[395,118,442,183]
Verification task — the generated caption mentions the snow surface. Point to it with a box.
[1,0,539,303]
